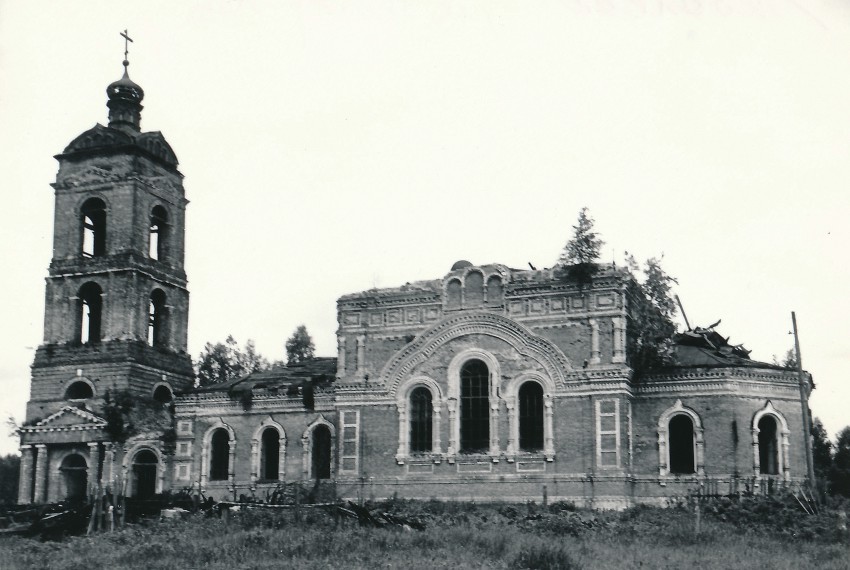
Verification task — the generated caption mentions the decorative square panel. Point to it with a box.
[570,297,585,310]
[550,298,565,311]
[406,308,421,324]
[408,462,434,475]
[370,312,383,326]
[530,300,545,314]
[343,312,361,326]
[387,309,402,324]
[508,301,525,315]
[424,307,440,321]
[596,293,615,307]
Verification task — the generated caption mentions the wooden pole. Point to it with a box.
[791,312,816,486]
[675,295,691,330]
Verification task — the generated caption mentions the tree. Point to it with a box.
[811,418,833,482]
[0,454,20,506]
[196,335,269,387]
[286,325,315,365]
[557,208,604,282]
[625,254,678,376]
[830,426,850,498]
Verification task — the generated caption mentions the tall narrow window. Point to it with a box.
[758,416,779,475]
[446,279,462,310]
[410,387,433,453]
[464,271,484,306]
[148,289,167,347]
[81,198,106,257]
[668,415,695,474]
[311,425,332,480]
[460,359,490,453]
[260,428,280,480]
[78,282,103,344]
[210,429,230,481]
[149,206,168,260]
[518,382,544,452]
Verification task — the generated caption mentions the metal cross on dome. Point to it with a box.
[120,29,133,63]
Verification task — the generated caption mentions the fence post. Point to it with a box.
[542,484,548,507]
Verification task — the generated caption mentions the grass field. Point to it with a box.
[1,496,848,569]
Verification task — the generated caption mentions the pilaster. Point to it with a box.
[33,444,48,503]
[17,445,34,504]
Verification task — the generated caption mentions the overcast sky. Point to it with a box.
[1,1,848,456]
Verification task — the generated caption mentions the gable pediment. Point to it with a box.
[23,406,108,432]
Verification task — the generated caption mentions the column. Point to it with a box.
[250,438,259,485]
[446,399,457,460]
[337,336,346,377]
[544,395,555,461]
[489,400,500,460]
[356,335,366,377]
[33,444,48,503]
[432,402,442,457]
[17,445,34,504]
[612,317,626,363]
[588,319,601,365]
[102,443,115,492]
[87,443,101,495]
[505,398,517,459]
[395,402,408,463]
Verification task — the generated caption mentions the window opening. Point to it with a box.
[81,198,106,257]
[149,206,168,260]
[311,425,332,480]
[518,382,544,452]
[153,385,172,403]
[668,415,695,474]
[210,429,230,481]
[65,381,93,400]
[758,416,779,475]
[460,359,490,453]
[410,387,433,453]
[60,454,88,501]
[260,428,280,480]
[446,279,462,310]
[132,450,158,499]
[78,282,103,344]
[148,289,167,347]
[464,271,484,306]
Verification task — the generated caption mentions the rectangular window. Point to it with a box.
[177,420,193,435]
[596,399,620,468]
[338,410,360,475]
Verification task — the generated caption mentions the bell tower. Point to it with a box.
[18,36,193,504]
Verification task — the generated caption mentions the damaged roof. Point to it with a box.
[193,357,337,394]
[669,325,785,370]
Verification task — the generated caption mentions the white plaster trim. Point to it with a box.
[251,417,286,485]
[656,399,704,479]
[751,400,791,482]
[301,415,336,480]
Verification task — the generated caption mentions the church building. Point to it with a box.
[18,54,813,508]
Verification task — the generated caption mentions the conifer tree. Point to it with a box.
[286,325,316,365]
[557,207,604,285]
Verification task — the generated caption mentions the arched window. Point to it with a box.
[410,387,433,453]
[758,415,779,475]
[65,380,94,400]
[311,425,332,480]
[518,382,544,452]
[152,384,172,403]
[446,279,462,310]
[131,450,158,499]
[210,429,230,481]
[77,282,103,344]
[460,359,490,453]
[260,428,280,480]
[148,289,167,347]
[149,206,168,261]
[486,275,503,305]
[464,271,484,306]
[60,454,88,501]
[81,198,106,257]
[668,415,696,474]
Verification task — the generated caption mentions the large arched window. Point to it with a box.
[668,415,696,475]
[131,450,159,499]
[65,380,94,400]
[410,387,433,453]
[77,282,103,344]
[260,428,280,480]
[149,206,168,261]
[60,454,88,501]
[758,415,779,475]
[518,382,544,452]
[148,289,167,347]
[209,429,230,481]
[311,425,332,480]
[460,359,490,453]
[81,198,106,258]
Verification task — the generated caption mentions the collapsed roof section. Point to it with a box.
[670,323,782,370]
[193,357,337,395]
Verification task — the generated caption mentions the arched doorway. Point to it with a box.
[60,454,88,501]
[311,425,332,480]
[132,450,159,498]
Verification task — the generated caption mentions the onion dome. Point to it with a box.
[107,60,144,132]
